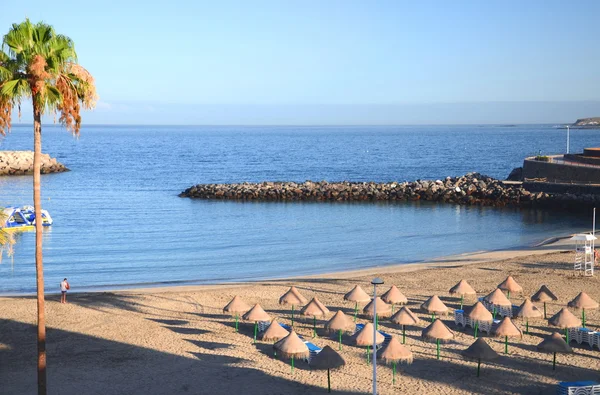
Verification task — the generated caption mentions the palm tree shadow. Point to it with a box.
[0,318,365,395]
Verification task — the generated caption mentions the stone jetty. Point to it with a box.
[0,151,68,176]
[180,173,600,209]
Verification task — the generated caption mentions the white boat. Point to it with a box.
[1,206,53,232]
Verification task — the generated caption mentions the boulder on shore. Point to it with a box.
[0,151,69,176]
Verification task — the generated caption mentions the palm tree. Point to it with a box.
[0,20,97,394]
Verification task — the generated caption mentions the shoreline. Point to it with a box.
[2,234,575,297]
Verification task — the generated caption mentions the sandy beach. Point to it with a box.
[1,243,599,395]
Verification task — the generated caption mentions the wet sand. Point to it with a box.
[1,243,599,394]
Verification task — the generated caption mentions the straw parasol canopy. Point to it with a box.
[223,295,250,315]
[262,319,290,342]
[325,310,355,334]
[497,275,523,295]
[537,332,572,353]
[531,285,558,303]
[314,297,331,315]
[279,286,308,306]
[310,345,345,370]
[363,297,392,318]
[462,338,499,377]
[493,317,522,338]
[467,302,493,322]
[353,322,384,346]
[449,279,477,296]
[301,297,328,317]
[421,295,449,315]
[567,292,599,310]
[309,346,345,393]
[516,298,542,319]
[484,288,512,307]
[462,338,499,362]
[274,330,310,359]
[548,308,581,329]
[421,319,454,342]
[537,332,572,370]
[381,285,408,305]
[242,304,271,322]
[379,337,413,365]
[344,285,371,303]
[391,306,420,326]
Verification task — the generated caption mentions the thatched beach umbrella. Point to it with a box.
[467,301,493,338]
[484,288,511,318]
[262,319,290,342]
[492,317,522,354]
[324,310,355,350]
[497,275,523,298]
[263,319,290,357]
[531,285,558,319]
[537,332,572,370]
[379,336,413,385]
[567,292,599,328]
[421,295,449,321]
[223,295,251,332]
[363,297,392,329]
[390,306,420,344]
[279,286,308,326]
[548,307,581,344]
[242,304,271,344]
[462,338,499,377]
[309,345,345,393]
[449,279,477,309]
[301,297,328,338]
[353,322,384,364]
[421,318,454,360]
[381,285,408,314]
[516,298,542,334]
[274,330,309,373]
[344,285,371,321]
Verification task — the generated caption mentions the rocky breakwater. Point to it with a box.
[180,173,591,208]
[0,151,68,176]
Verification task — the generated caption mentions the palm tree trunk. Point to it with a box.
[33,101,47,395]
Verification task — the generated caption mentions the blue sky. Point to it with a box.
[2,1,600,124]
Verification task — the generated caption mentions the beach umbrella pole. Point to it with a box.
[402,325,406,344]
[313,316,317,338]
[436,339,440,360]
[291,305,295,326]
[477,359,481,377]
[582,309,586,328]
[327,368,331,393]
[338,329,342,350]
[235,314,239,332]
[460,295,464,309]
[431,312,435,322]
[553,352,556,370]
[525,319,529,334]
[508,291,511,299]
[354,302,358,322]
[492,307,496,319]
[392,304,395,315]
[504,336,508,354]
[253,322,257,344]
[291,356,294,373]
[474,322,479,338]
[366,345,370,364]
[543,302,547,319]
[565,328,569,344]
[393,362,396,385]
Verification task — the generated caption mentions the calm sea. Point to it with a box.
[0,125,596,294]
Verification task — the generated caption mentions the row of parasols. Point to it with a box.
[221,277,598,391]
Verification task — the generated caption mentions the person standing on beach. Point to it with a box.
[60,278,70,304]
